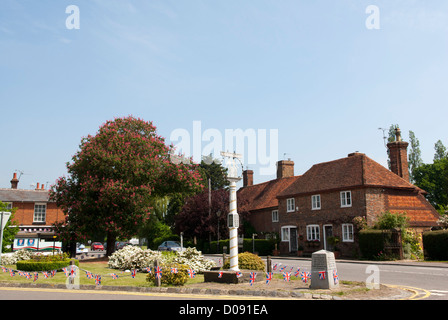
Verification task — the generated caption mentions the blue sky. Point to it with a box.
[1,0,447,189]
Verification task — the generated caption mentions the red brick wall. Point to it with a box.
[11,201,65,226]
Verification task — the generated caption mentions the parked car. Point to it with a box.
[91,242,104,251]
[76,243,88,254]
[116,241,133,250]
[158,241,183,252]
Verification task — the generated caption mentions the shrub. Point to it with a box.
[108,246,216,272]
[108,246,162,270]
[223,252,265,271]
[210,238,278,255]
[423,230,448,260]
[173,247,216,272]
[17,259,79,272]
[359,230,384,260]
[146,263,190,286]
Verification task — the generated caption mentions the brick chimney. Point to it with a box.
[276,160,294,179]
[10,173,19,189]
[387,127,410,182]
[242,170,254,187]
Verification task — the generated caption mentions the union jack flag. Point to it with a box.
[95,274,101,286]
[279,266,287,272]
[111,273,119,280]
[33,272,38,282]
[62,267,70,277]
[333,270,339,285]
[145,267,152,273]
[70,266,76,277]
[283,272,291,282]
[1,266,7,272]
[318,271,326,280]
[187,269,196,278]
[42,271,49,279]
[86,271,94,279]
[131,269,137,278]
[300,271,310,283]
[236,271,243,278]
[273,264,278,271]
[171,267,178,274]
[51,270,57,277]
[249,272,257,286]
[294,267,301,277]
[218,271,223,278]
[155,266,162,279]
[265,272,272,285]
[9,269,15,277]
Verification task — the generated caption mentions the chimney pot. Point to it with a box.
[243,170,254,187]
[277,160,295,179]
[36,183,40,190]
[10,172,19,189]
[387,127,409,182]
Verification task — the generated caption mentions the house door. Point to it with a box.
[324,225,333,251]
[290,228,298,252]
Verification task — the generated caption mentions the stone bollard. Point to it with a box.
[266,256,272,273]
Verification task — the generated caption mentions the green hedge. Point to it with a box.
[423,230,448,260]
[209,239,278,256]
[16,259,79,272]
[359,230,384,260]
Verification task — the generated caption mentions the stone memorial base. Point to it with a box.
[310,250,339,290]
[203,270,264,284]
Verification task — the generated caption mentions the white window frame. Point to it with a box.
[286,198,295,212]
[342,223,354,242]
[340,191,352,208]
[33,203,46,223]
[306,224,320,241]
[281,226,291,242]
[4,202,13,210]
[272,210,279,222]
[311,194,321,210]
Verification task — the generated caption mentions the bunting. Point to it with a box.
[249,272,257,286]
[265,272,272,285]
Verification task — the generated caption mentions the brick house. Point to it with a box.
[0,173,65,249]
[237,160,300,238]
[276,129,440,257]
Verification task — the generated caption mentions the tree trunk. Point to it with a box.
[106,232,116,257]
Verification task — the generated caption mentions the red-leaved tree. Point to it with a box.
[50,116,203,256]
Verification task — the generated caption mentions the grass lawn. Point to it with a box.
[0,261,203,287]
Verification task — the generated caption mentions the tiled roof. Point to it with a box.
[237,176,300,212]
[0,189,51,202]
[278,153,420,198]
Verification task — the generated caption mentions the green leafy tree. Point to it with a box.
[0,201,19,253]
[434,140,447,161]
[374,211,409,230]
[408,130,423,183]
[199,154,229,191]
[50,116,204,256]
[413,158,448,212]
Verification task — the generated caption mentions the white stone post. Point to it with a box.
[221,151,242,271]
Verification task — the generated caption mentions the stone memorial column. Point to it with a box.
[310,250,339,289]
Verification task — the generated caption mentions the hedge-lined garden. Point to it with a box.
[422,230,448,260]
